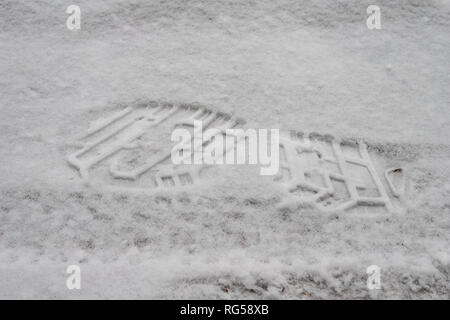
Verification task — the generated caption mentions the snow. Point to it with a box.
[0,0,449,299]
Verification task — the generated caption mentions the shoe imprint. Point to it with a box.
[276,131,404,213]
[67,102,244,189]
[68,103,405,213]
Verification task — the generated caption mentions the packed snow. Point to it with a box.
[0,0,449,299]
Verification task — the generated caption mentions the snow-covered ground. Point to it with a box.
[0,0,449,299]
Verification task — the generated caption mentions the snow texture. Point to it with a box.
[0,0,449,299]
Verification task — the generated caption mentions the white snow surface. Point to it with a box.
[0,0,449,299]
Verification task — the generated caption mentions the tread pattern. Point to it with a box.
[277,131,396,213]
[68,104,403,213]
[67,102,242,188]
